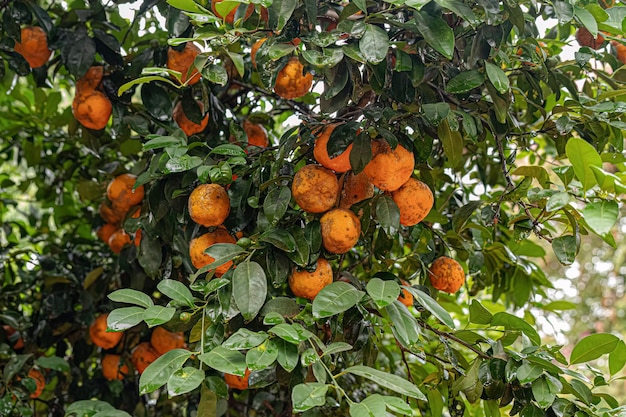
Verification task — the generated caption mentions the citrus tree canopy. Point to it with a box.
[2,0,626,416]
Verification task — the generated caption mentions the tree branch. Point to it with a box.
[419,321,490,360]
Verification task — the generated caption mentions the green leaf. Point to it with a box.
[582,200,618,236]
[35,356,70,372]
[143,135,185,150]
[166,0,208,13]
[246,339,279,370]
[366,278,400,308]
[552,235,577,266]
[435,0,479,26]
[349,132,372,173]
[167,367,205,396]
[210,144,247,157]
[268,0,297,32]
[350,394,386,417]
[276,338,299,371]
[553,1,574,24]
[345,365,426,400]
[232,261,267,321]
[223,328,268,350]
[375,196,400,235]
[408,288,455,329]
[384,302,421,349]
[491,312,540,345]
[359,24,389,64]
[292,383,330,413]
[143,305,176,327]
[65,400,116,415]
[321,342,353,357]
[570,333,620,364]
[139,349,192,394]
[264,187,291,225]
[157,279,195,308]
[545,192,570,212]
[302,48,344,68]
[517,362,544,384]
[259,229,297,252]
[609,340,626,375]
[445,70,484,94]
[381,396,412,415]
[484,61,510,94]
[575,5,598,36]
[107,307,146,331]
[108,289,154,308]
[414,12,454,59]
[565,137,602,191]
[197,243,244,275]
[269,323,314,344]
[205,64,228,86]
[199,346,247,376]
[438,119,463,169]
[469,300,493,324]
[312,282,365,318]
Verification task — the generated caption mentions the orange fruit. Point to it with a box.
[320,208,361,254]
[97,223,118,243]
[291,165,339,213]
[134,229,142,247]
[391,178,434,226]
[274,57,313,99]
[131,342,160,374]
[89,313,123,350]
[101,354,128,381]
[107,174,145,212]
[576,28,604,50]
[151,326,186,355]
[428,256,465,294]
[167,43,202,85]
[76,66,104,94]
[250,37,267,68]
[14,26,51,68]
[289,258,333,300]
[27,369,45,398]
[72,90,112,130]
[612,40,626,65]
[225,368,251,390]
[108,229,131,254]
[189,226,236,276]
[339,171,374,208]
[363,139,415,192]
[3,325,24,350]
[188,183,231,227]
[212,0,253,24]
[397,280,413,307]
[243,120,269,147]
[313,124,353,173]
[173,100,209,136]
[98,202,123,226]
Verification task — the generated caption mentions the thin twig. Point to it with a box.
[420,321,490,360]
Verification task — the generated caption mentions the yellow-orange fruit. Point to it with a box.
[313,124,353,173]
[576,28,604,50]
[189,227,236,276]
[76,66,104,93]
[101,354,128,381]
[428,256,465,294]
[108,229,132,254]
[151,326,185,355]
[188,183,231,227]
[225,368,251,390]
[167,43,202,85]
[107,174,145,212]
[391,178,434,226]
[3,325,24,350]
[274,57,313,99]
[97,223,118,243]
[27,369,45,398]
[363,140,414,192]
[98,202,123,226]
[251,37,267,68]
[72,90,112,130]
[243,120,269,147]
[89,313,123,349]
[173,100,209,136]
[131,342,160,374]
[289,258,333,300]
[291,165,339,213]
[320,208,361,254]
[612,40,626,65]
[14,26,51,68]
[339,171,374,208]
[212,0,253,24]
[398,280,413,307]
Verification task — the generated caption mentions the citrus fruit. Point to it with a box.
[339,171,374,208]
[27,369,45,398]
[98,202,123,225]
[397,280,413,307]
[612,40,626,65]
[428,256,465,294]
[14,26,51,68]
[320,208,361,254]
[89,313,123,349]
[131,342,160,374]
[107,174,145,212]
[289,258,333,300]
[189,226,236,276]
[243,120,269,147]
[225,368,251,390]
[391,178,434,226]
[97,223,118,243]
[72,90,112,130]
[3,325,24,350]
[173,100,209,136]
[212,0,253,24]
[167,43,202,85]
[151,326,186,355]
[291,165,339,213]
[76,66,104,93]
[363,139,415,192]
[274,57,313,99]
[101,354,128,381]
[108,229,132,254]
[576,28,604,50]
[313,124,353,173]
[188,183,231,227]
[251,37,267,68]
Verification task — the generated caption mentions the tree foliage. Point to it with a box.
[1,0,626,416]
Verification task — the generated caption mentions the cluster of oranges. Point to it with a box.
[72,66,113,130]
[97,173,144,254]
[89,313,185,380]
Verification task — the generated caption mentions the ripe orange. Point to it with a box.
[131,342,160,374]
[98,202,123,226]
[27,369,45,398]
[339,171,374,208]
[167,43,202,85]
[97,223,118,243]
[363,139,415,192]
[14,26,51,68]
[612,40,626,65]
[151,326,186,355]
[225,368,251,390]
[251,37,268,68]
[320,208,361,254]
[76,66,104,93]
[89,313,123,349]
[274,57,313,99]
[3,325,24,350]
[576,28,604,50]
[313,124,353,173]
[291,165,339,213]
[134,229,142,247]
[108,229,131,254]
[289,258,333,300]
[101,354,128,381]
[428,256,465,294]
[397,280,413,307]
[107,174,145,212]
[212,0,253,24]
[243,120,269,147]
[188,183,231,227]
[72,90,112,130]
[173,100,209,136]
[189,226,236,276]
[391,178,434,226]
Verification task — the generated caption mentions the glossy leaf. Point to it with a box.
[232,261,267,321]
[292,383,329,413]
[565,137,602,191]
[108,289,154,308]
[345,366,426,400]
[139,349,192,394]
[107,307,146,331]
[312,282,365,318]
[199,346,247,376]
[157,279,195,308]
[167,367,205,396]
[366,278,400,309]
[570,333,620,364]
